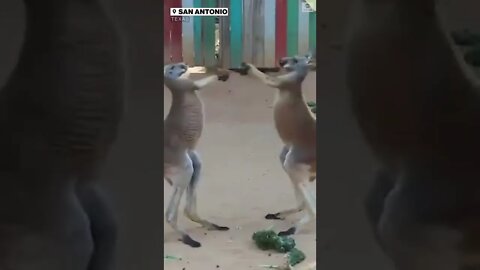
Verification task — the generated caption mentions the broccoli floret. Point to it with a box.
[252,230,307,268]
[273,236,296,253]
[252,230,279,250]
[287,248,306,266]
[252,230,296,252]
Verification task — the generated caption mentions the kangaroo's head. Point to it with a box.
[164,62,190,80]
[278,52,316,80]
[164,62,196,93]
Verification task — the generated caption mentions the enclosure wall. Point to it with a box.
[164,0,317,69]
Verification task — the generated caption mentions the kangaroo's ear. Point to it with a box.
[305,48,316,63]
[305,52,313,61]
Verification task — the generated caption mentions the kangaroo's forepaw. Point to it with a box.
[265,212,284,220]
[207,223,230,231]
[278,227,296,236]
[239,62,251,75]
[181,234,201,248]
[217,68,230,81]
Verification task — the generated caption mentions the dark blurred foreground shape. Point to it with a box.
[0,0,164,269]
[344,0,480,269]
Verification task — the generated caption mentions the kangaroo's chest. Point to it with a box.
[4,17,125,161]
[346,7,455,159]
[273,95,315,146]
[48,40,124,154]
[179,103,204,146]
[165,96,204,149]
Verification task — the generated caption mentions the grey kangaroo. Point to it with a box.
[164,63,230,248]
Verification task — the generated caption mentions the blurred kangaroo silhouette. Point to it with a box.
[0,0,125,269]
[346,0,480,269]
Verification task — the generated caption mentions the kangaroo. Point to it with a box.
[241,54,316,236]
[346,0,480,269]
[164,63,230,248]
[0,0,124,269]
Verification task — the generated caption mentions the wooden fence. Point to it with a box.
[164,0,316,69]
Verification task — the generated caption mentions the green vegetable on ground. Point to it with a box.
[287,248,306,266]
[274,235,296,253]
[258,265,287,269]
[163,255,181,261]
[252,230,296,253]
[252,230,306,268]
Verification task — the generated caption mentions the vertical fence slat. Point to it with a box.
[202,0,216,67]
[171,0,183,62]
[193,0,203,65]
[308,10,316,52]
[252,1,265,67]
[275,0,287,65]
[182,0,195,65]
[286,0,299,56]
[230,0,243,68]
[264,0,276,67]
[164,0,173,63]
[243,0,254,64]
[298,0,309,55]
[219,0,231,68]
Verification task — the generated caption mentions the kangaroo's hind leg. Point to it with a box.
[184,150,229,231]
[265,146,306,220]
[278,147,316,236]
[165,153,201,248]
[76,182,117,270]
[377,179,463,270]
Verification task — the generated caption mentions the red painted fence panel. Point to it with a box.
[164,0,183,63]
[275,0,288,66]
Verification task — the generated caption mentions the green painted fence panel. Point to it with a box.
[229,0,243,68]
[286,0,299,57]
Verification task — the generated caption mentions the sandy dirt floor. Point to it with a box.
[163,72,317,270]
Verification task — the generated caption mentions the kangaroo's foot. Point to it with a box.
[276,151,316,236]
[165,156,202,248]
[265,205,305,220]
